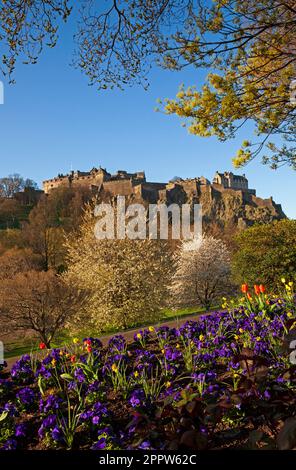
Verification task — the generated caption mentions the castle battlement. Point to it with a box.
[41,166,285,227]
[43,166,146,194]
[43,167,257,198]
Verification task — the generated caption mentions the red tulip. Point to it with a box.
[259,284,266,293]
[254,285,261,295]
[39,342,46,350]
[241,284,248,294]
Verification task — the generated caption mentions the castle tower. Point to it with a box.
[213,171,249,190]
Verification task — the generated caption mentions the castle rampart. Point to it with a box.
[43,167,146,195]
[41,166,285,226]
[43,166,266,206]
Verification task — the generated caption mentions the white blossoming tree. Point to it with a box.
[172,236,232,310]
[64,208,175,331]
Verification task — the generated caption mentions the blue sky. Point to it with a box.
[0,8,295,218]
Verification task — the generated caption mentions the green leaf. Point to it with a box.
[0,411,9,422]
[60,373,73,381]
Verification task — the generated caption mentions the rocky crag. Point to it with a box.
[43,168,286,229]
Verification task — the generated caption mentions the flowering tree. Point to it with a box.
[64,209,175,331]
[172,236,232,310]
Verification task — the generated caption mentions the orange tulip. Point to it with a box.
[254,285,261,295]
[259,284,266,293]
[241,283,248,294]
[247,293,252,300]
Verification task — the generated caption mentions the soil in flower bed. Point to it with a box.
[0,301,296,450]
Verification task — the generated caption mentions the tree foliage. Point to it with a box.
[172,236,232,310]
[0,0,71,82]
[160,1,296,169]
[0,198,23,228]
[0,247,43,279]
[0,270,84,346]
[23,194,65,271]
[232,219,296,289]
[1,2,296,167]
[22,187,92,270]
[0,174,37,198]
[64,208,175,331]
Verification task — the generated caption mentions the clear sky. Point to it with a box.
[0,8,295,218]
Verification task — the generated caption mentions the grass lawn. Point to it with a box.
[4,305,218,359]
[162,305,209,319]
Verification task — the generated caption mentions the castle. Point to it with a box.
[43,167,256,201]
[42,166,285,228]
[44,167,150,197]
[212,171,256,194]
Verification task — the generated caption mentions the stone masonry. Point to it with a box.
[42,166,286,227]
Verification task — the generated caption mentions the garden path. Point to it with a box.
[4,309,214,370]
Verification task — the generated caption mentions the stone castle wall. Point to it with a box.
[103,179,134,196]
[43,167,257,199]
[41,166,285,227]
[43,167,285,211]
[43,176,71,193]
[43,167,147,195]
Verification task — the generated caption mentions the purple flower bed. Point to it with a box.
[0,302,295,450]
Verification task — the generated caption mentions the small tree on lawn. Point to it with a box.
[172,236,232,310]
[0,270,85,347]
[64,208,175,331]
[232,219,296,290]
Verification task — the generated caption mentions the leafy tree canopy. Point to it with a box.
[232,219,296,290]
